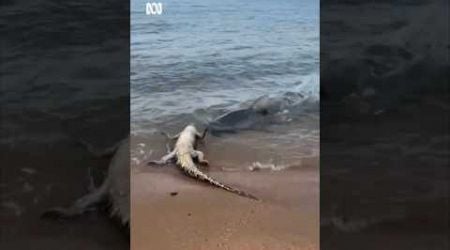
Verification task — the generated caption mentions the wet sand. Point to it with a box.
[131,127,319,250]
[132,169,318,250]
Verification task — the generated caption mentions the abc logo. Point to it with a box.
[146,2,163,15]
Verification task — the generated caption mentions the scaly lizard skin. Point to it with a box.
[149,124,259,200]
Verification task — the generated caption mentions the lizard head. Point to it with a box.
[185,124,198,134]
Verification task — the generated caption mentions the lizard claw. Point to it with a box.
[41,207,83,220]
[147,160,169,166]
[147,161,161,166]
[199,160,209,166]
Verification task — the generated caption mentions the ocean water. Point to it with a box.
[131,0,319,133]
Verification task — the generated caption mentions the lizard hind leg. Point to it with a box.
[147,151,176,166]
[192,150,209,166]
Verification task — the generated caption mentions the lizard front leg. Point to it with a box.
[195,128,208,148]
[196,128,208,140]
[161,131,180,141]
[192,150,209,166]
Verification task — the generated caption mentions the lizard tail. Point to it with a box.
[205,175,260,201]
[182,163,259,201]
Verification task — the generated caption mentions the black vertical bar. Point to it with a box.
[321,0,449,249]
[0,1,130,249]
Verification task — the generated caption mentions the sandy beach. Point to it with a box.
[131,127,319,250]
[132,169,318,250]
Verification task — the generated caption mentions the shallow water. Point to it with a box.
[131,0,319,132]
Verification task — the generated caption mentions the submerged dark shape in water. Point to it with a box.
[208,108,270,135]
[208,92,316,135]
